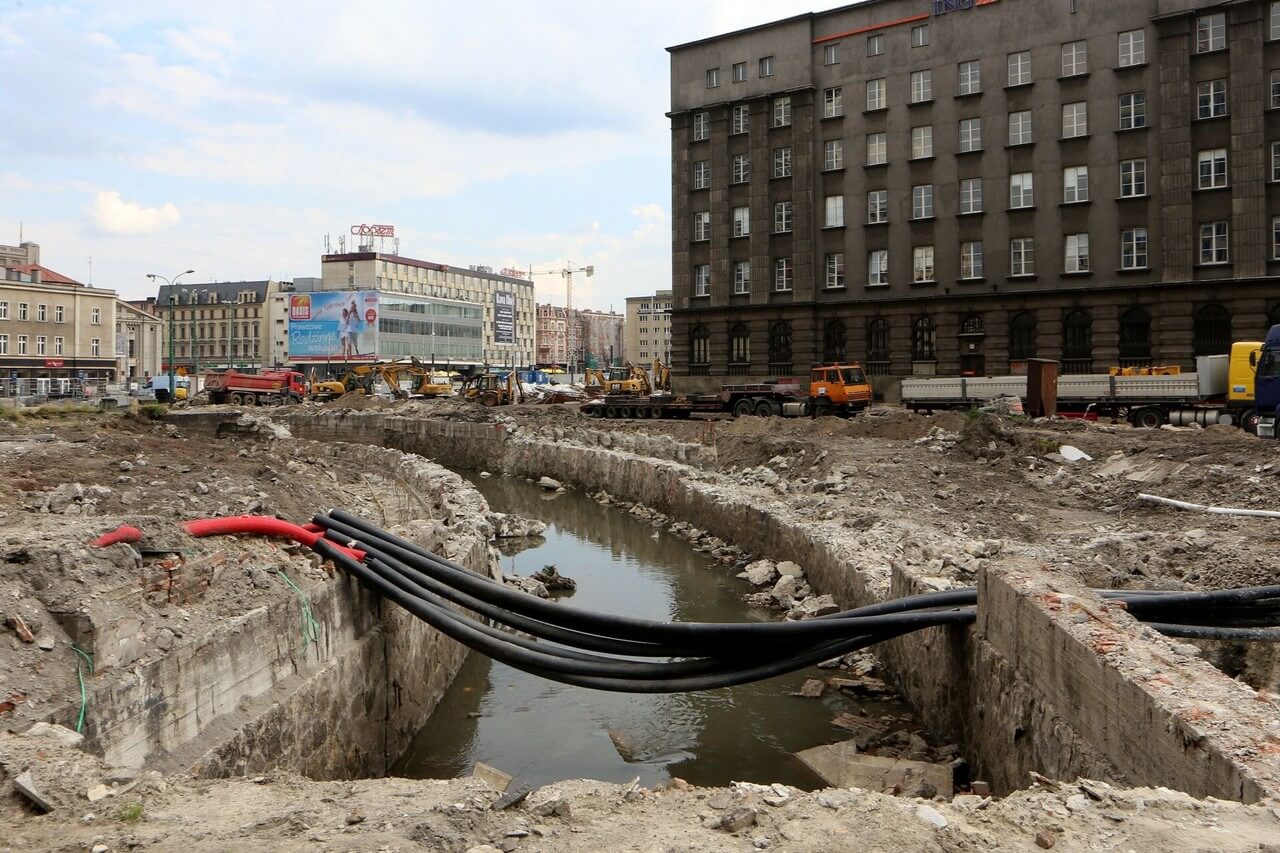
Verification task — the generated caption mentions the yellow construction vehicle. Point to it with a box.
[462,371,525,407]
[651,359,672,393]
[407,369,455,397]
[310,362,411,401]
[585,363,652,395]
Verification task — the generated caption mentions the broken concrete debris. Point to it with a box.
[530,564,576,592]
[14,770,54,812]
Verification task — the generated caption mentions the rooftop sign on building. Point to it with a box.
[932,0,998,15]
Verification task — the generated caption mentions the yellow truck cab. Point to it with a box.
[809,363,873,416]
[1229,341,1263,404]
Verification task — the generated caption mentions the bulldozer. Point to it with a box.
[461,371,525,407]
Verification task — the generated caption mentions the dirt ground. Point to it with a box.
[4,399,1280,850]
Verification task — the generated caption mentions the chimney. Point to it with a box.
[30,268,40,284]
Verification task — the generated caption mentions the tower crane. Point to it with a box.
[528,262,594,312]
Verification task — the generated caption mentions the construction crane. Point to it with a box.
[529,262,594,312]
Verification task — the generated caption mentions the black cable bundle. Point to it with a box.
[309,509,1280,693]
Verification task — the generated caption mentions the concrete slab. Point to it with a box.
[795,740,953,800]
[472,761,513,793]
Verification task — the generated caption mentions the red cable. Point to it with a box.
[184,516,365,561]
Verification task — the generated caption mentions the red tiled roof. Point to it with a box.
[8,264,82,285]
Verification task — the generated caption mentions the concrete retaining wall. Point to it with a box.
[85,426,490,780]
[275,410,1280,800]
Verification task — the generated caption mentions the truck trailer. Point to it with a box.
[902,344,1263,430]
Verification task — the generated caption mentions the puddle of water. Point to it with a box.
[391,474,917,791]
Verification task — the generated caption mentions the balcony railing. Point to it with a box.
[688,363,711,377]
[726,363,751,376]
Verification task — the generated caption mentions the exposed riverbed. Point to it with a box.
[392,473,926,791]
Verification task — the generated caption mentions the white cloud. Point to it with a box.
[89,191,181,235]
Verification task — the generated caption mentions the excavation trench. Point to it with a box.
[155,409,1280,804]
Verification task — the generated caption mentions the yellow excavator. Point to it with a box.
[585,363,652,396]
[310,362,421,401]
[461,371,525,407]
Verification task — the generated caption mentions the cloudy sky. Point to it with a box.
[0,0,822,309]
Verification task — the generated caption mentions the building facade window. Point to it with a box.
[1010,172,1034,208]
[728,324,750,368]
[775,258,793,291]
[1119,307,1152,361]
[825,253,846,288]
[1121,158,1147,196]
[1008,50,1032,86]
[824,86,844,118]
[1273,142,1280,181]
[1119,29,1145,66]
[1197,79,1227,119]
[706,68,720,88]
[759,55,774,77]
[690,325,710,366]
[825,195,845,227]
[0,335,6,354]
[693,264,711,296]
[1008,110,1032,145]
[768,321,792,371]
[866,132,887,165]
[911,24,929,48]
[959,178,983,213]
[1198,148,1228,189]
[1196,13,1225,53]
[867,317,889,364]
[1062,101,1088,137]
[961,241,984,279]
[731,153,750,184]
[912,246,936,283]
[774,201,793,233]
[732,61,747,83]
[36,304,46,322]
[912,316,936,360]
[958,118,982,152]
[867,189,889,224]
[1275,217,1280,259]
[91,338,100,356]
[732,206,750,237]
[823,319,847,363]
[772,96,791,127]
[911,184,934,219]
[733,261,751,294]
[1199,221,1229,264]
[1272,1,1280,40]
[1061,40,1088,76]
[17,335,27,354]
[773,146,792,178]
[1122,227,1149,269]
[1193,304,1232,356]
[693,112,709,141]
[1010,237,1036,276]
[911,69,932,103]
[824,139,844,171]
[868,250,888,286]
[910,125,933,159]
[1119,92,1146,129]
[1063,165,1089,203]
[824,43,840,65]
[18,303,28,321]
[867,34,883,56]
[731,105,749,134]
[866,78,886,111]
[692,160,710,190]
[54,336,63,355]
[1065,233,1090,273]
[693,211,711,241]
[0,301,6,319]
[958,59,981,95]
[1009,312,1037,360]
[36,335,45,355]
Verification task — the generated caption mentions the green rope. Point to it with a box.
[71,645,94,734]
[276,569,321,651]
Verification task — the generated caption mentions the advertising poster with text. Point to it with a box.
[288,291,379,362]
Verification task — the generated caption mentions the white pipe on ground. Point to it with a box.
[1137,493,1280,519]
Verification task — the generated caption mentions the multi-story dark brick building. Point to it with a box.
[667,0,1280,397]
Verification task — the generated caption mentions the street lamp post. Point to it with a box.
[147,270,195,402]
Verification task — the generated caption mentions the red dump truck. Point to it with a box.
[203,369,307,406]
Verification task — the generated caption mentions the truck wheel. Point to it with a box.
[620,406,635,419]
[605,405,619,419]
[649,405,665,419]
[1132,407,1163,429]
[811,400,831,419]
[481,391,500,407]
[755,398,779,417]
[244,393,258,406]
[1240,409,1260,434]
[267,395,282,407]
[733,398,755,417]
[229,392,242,406]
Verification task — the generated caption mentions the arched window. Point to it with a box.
[1193,304,1231,356]
[1061,309,1092,373]
[728,323,751,375]
[689,324,710,376]
[823,319,847,363]
[866,318,889,363]
[959,314,985,336]
[768,321,793,373]
[1008,311,1037,360]
[912,316,936,361]
[1118,306,1152,363]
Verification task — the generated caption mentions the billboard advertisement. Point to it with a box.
[494,290,515,345]
[288,290,379,362]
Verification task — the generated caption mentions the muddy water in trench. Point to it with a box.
[392,473,915,791]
